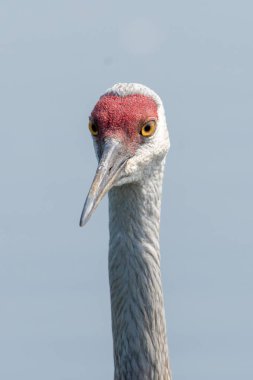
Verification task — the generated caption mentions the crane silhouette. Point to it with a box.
[80,83,171,379]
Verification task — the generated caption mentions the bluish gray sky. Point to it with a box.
[0,1,252,379]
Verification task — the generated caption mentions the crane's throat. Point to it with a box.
[108,168,171,380]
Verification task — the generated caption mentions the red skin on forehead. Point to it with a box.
[90,94,158,146]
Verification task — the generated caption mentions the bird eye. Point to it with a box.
[140,120,157,137]
[89,121,98,136]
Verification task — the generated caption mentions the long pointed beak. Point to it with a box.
[80,139,130,227]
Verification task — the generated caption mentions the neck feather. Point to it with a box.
[108,161,171,380]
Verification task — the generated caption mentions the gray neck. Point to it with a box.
[108,162,171,380]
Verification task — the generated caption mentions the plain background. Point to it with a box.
[0,1,252,379]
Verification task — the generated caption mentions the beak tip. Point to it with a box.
[79,212,88,227]
[79,199,93,227]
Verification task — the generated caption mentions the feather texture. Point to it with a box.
[109,159,171,379]
[82,83,172,379]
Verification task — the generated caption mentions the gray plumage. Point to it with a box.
[80,83,172,379]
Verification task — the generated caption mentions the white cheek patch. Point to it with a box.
[122,103,170,183]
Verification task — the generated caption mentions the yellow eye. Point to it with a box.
[140,120,157,137]
[88,121,98,136]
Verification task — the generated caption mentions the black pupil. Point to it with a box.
[144,124,151,132]
[92,124,97,132]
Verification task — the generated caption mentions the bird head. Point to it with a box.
[80,83,170,226]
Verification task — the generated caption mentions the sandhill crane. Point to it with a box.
[80,83,171,379]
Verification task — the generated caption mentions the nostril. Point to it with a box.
[109,166,113,173]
